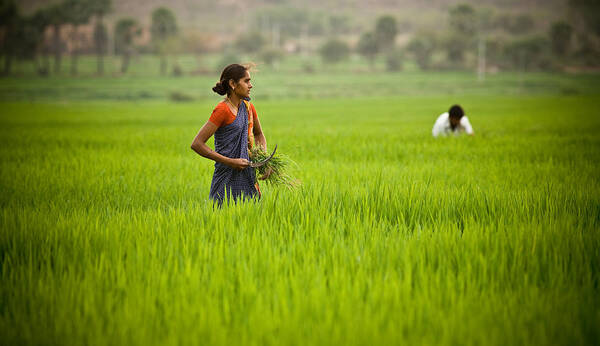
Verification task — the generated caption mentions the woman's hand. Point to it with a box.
[227,158,250,170]
[259,167,273,180]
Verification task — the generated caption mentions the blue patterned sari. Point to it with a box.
[209,98,257,206]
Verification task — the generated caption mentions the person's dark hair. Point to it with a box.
[449,104,464,119]
[212,64,248,96]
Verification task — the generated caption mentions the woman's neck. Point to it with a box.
[227,93,241,108]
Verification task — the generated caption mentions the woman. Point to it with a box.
[191,63,269,205]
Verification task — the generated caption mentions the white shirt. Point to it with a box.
[432,112,474,137]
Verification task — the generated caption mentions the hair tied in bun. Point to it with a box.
[212,81,226,95]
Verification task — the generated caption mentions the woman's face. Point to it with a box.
[232,71,252,98]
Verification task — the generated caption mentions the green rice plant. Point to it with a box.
[0,77,599,346]
[249,146,300,188]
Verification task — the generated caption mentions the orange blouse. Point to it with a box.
[209,101,259,147]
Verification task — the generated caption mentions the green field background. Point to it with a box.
[1,61,599,345]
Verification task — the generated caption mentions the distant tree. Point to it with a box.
[385,48,404,72]
[493,13,510,32]
[114,18,139,74]
[572,33,600,66]
[448,3,477,37]
[16,18,41,62]
[444,4,477,69]
[0,1,40,75]
[442,33,469,66]
[234,31,265,54]
[63,0,93,76]
[46,3,68,74]
[445,4,494,72]
[407,32,437,70]
[356,32,378,68]
[504,36,551,70]
[568,0,600,36]
[151,7,178,76]
[318,38,349,64]
[89,0,111,75]
[509,14,535,35]
[0,0,19,75]
[475,8,496,35]
[0,0,16,24]
[550,21,573,58]
[567,0,600,66]
[93,22,108,75]
[374,15,397,52]
[494,12,535,36]
[484,35,509,68]
[30,8,52,76]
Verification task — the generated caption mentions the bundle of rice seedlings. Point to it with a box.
[249,146,300,189]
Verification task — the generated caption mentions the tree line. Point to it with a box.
[1,0,598,77]
[0,0,111,76]
[0,0,182,76]
[318,2,600,74]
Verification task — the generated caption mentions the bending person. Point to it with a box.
[432,104,474,137]
[191,63,269,205]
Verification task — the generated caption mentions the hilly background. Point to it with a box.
[19,0,567,37]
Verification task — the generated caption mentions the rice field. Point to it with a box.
[0,70,599,345]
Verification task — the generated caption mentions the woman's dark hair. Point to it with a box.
[448,104,464,119]
[212,64,248,96]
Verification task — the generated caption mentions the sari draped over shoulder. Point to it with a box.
[209,98,257,205]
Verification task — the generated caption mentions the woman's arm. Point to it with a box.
[253,116,267,150]
[251,116,272,180]
[191,121,249,170]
